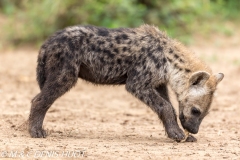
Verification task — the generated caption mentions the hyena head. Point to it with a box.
[179,71,224,134]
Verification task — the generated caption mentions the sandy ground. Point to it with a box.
[0,37,240,159]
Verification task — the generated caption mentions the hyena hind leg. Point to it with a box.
[28,68,78,138]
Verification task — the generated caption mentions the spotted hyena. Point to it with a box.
[29,25,224,141]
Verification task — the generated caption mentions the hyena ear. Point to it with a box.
[189,71,210,86]
[214,73,224,84]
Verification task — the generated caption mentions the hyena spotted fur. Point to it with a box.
[29,25,224,141]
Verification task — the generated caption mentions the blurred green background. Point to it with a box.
[0,0,239,47]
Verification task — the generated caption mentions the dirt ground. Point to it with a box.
[0,35,240,159]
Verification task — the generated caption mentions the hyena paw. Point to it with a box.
[29,127,47,138]
[166,127,185,142]
[185,135,197,142]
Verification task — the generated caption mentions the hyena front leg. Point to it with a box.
[155,85,170,102]
[126,74,185,141]
[29,65,78,138]
[155,85,185,141]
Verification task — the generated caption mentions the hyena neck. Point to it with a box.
[167,63,189,99]
[165,40,211,99]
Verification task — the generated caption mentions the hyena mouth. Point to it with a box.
[179,113,198,134]
[179,113,185,124]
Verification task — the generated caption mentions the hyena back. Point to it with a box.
[29,25,224,141]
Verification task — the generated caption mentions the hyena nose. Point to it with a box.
[190,127,199,134]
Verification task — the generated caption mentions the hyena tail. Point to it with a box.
[36,50,47,90]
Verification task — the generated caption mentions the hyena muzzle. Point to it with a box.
[29,25,224,141]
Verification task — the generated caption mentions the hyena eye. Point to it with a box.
[191,107,201,116]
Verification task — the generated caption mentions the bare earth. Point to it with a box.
[0,36,240,159]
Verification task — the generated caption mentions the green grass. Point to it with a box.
[0,0,239,46]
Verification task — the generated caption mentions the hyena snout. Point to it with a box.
[179,113,202,134]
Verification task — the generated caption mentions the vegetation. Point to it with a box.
[0,0,239,46]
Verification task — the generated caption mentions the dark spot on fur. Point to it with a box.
[114,48,119,54]
[179,58,184,63]
[133,55,137,60]
[97,40,105,45]
[103,49,114,58]
[174,54,179,59]
[143,71,148,77]
[78,37,83,45]
[97,28,109,36]
[139,95,144,101]
[149,54,158,64]
[110,61,115,65]
[79,30,87,36]
[59,57,64,64]
[143,65,146,70]
[117,59,122,65]
[131,30,136,34]
[50,46,56,52]
[175,70,180,75]
[167,57,172,63]
[54,52,61,59]
[115,67,119,73]
[121,34,128,40]
[86,38,90,44]
[147,47,152,53]
[115,36,121,44]
[125,58,132,65]
[185,69,191,73]
[108,66,113,72]
[58,36,67,43]
[174,63,178,68]
[176,93,179,98]
[138,54,143,60]
[99,57,105,63]
[169,48,173,54]
[163,58,167,64]
[164,68,167,73]
[89,33,94,38]
[157,46,163,52]
[209,91,214,96]
[141,47,146,52]
[123,47,127,52]
[91,44,96,51]
[141,58,146,65]
[57,43,61,49]
[96,47,102,52]
[68,41,75,51]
